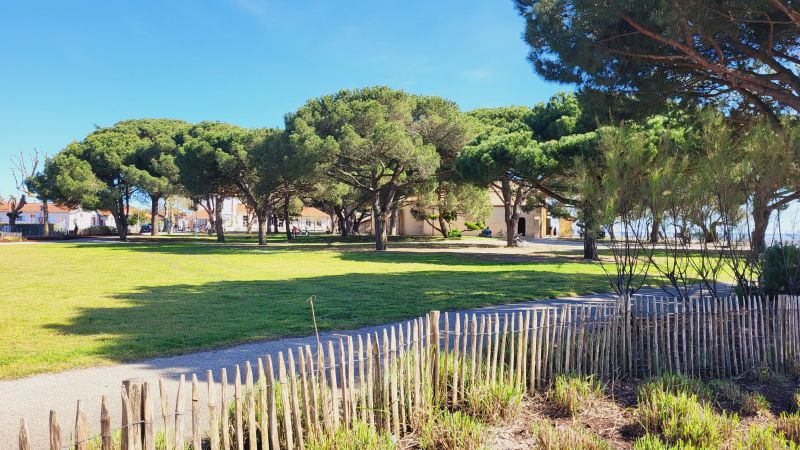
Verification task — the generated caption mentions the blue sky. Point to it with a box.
[0,0,565,196]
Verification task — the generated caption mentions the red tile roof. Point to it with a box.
[0,201,75,214]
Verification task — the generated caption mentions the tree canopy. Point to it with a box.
[515,0,800,119]
[288,86,444,250]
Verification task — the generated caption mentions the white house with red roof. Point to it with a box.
[0,200,116,231]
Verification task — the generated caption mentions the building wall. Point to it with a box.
[394,205,546,238]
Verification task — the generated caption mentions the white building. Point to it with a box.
[0,201,116,231]
[188,197,333,233]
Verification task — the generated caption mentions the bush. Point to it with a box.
[633,435,698,449]
[464,380,523,424]
[708,380,768,415]
[464,221,486,231]
[448,229,462,239]
[419,410,483,450]
[549,374,602,417]
[80,225,116,236]
[638,389,737,448]
[778,412,800,444]
[762,243,800,295]
[532,421,611,450]
[640,373,714,403]
[737,424,799,450]
[305,421,395,450]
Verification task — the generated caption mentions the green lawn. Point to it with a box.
[0,236,609,379]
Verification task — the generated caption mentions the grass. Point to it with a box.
[638,377,738,448]
[0,235,609,379]
[548,374,603,417]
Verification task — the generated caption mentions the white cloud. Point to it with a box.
[459,68,493,81]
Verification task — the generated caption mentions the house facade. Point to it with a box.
[393,188,549,238]
[186,198,333,233]
[0,201,116,231]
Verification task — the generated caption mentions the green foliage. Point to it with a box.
[762,244,800,295]
[447,229,462,239]
[419,410,484,450]
[514,0,800,116]
[638,388,737,447]
[640,374,714,404]
[778,412,800,445]
[633,435,697,450]
[289,86,460,249]
[531,421,611,450]
[80,226,117,236]
[548,374,602,417]
[463,380,523,424]
[305,421,395,450]
[736,424,800,450]
[177,121,248,200]
[463,221,486,231]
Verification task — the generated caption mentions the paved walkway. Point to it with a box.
[0,287,696,445]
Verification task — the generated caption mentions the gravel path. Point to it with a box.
[0,287,700,445]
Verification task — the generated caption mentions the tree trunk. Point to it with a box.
[284,197,293,240]
[389,209,398,236]
[751,206,771,254]
[649,216,661,244]
[150,196,159,236]
[214,196,225,243]
[257,211,267,246]
[42,199,49,237]
[582,208,599,260]
[583,233,599,260]
[372,193,388,251]
[505,215,519,247]
[438,215,449,238]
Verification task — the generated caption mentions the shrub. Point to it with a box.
[778,412,800,444]
[640,373,714,403]
[448,229,462,239]
[80,225,117,236]
[464,380,523,424]
[419,410,483,450]
[464,221,486,231]
[633,435,698,449]
[532,421,611,450]
[740,392,769,416]
[737,424,799,450]
[761,243,800,295]
[305,421,395,450]
[708,380,768,415]
[549,374,602,417]
[638,389,737,448]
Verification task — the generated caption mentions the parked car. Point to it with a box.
[140,224,152,234]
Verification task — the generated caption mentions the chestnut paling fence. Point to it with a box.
[13,295,800,450]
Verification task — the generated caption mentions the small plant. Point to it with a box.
[549,374,602,417]
[464,380,523,424]
[532,420,611,450]
[447,229,463,239]
[419,410,484,450]
[305,421,396,450]
[737,424,799,450]
[640,373,714,403]
[740,392,769,416]
[638,389,737,448]
[709,380,768,415]
[632,435,694,449]
[778,412,800,444]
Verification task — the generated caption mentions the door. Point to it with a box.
[517,217,526,236]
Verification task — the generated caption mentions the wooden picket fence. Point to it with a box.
[13,295,800,449]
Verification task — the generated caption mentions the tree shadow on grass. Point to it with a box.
[44,270,611,367]
[67,241,590,266]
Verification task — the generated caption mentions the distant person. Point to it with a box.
[480,226,492,238]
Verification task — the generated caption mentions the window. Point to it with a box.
[242,215,249,226]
